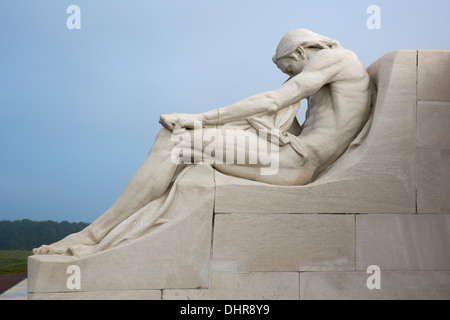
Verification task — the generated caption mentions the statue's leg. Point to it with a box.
[86,128,182,239]
[34,128,180,255]
[212,129,315,186]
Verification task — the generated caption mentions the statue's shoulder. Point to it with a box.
[307,48,359,72]
[315,47,358,62]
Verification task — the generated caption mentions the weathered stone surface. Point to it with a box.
[29,290,161,300]
[163,272,299,300]
[356,214,450,271]
[417,101,450,149]
[28,164,215,293]
[300,271,450,300]
[416,149,441,213]
[416,149,450,213]
[441,150,450,213]
[215,51,417,214]
[212,214,355,272]
[418,50,450,101]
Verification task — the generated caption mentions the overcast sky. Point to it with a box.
[1,0,449,222]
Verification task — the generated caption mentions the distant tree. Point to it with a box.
[0,220,90,250]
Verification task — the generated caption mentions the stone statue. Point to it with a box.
[33,29,371,257]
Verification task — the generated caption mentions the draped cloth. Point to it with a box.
[227,98,310,164]
[67,165,195,257]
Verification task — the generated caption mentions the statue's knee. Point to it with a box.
[147,128,174,156]
[155,127,172,140]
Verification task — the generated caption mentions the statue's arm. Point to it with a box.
[200,49,351,126]
[160,49,358,130]
[200,90,280,126]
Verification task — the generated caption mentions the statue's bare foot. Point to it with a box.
[33,229,97,256]
[33,244,69,255]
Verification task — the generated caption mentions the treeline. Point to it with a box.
[0,219,90,251]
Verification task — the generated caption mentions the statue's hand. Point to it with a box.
[175,113,203,130]
[160,113,203,134]
[159,113,202,134]
[159,113,178,131]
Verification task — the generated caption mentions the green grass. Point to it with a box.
[0,250,32,276]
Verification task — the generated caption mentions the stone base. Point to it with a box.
[29,212,450,300]
[28,164,215,296]
[29,289,161,300]
[300,271,450,300]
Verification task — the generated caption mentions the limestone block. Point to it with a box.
[417,101,450,149]
[356,214,450,271]
[211,214,355,272]
[416,149,450,213]
[28,164,215,294]
[300,271,450,300]
[163,272,299,300]
[442,150,450,213]
[29,290,161,300]
[416,149,441,213]
[418,51,450,101]
[215,51,417,214]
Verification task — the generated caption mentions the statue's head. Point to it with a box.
[273,29,341,77]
